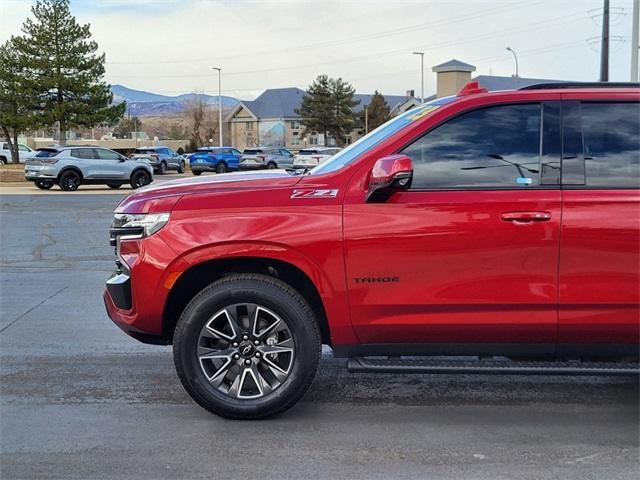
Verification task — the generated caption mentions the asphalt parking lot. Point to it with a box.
[1,190,638,480]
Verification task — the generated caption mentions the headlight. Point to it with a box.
[112,212,170,238]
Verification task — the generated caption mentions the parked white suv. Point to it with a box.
[292,147,341,169]
[0,142,37,164]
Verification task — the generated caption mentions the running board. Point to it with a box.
[347,357,640,376]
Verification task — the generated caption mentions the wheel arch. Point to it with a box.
[57,166,83,181]
[162,256,331,346]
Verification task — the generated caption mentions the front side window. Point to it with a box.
[401,104,542,189]
[96,149,121,160]
[581,102,639,188]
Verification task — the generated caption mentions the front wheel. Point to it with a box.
[130,170,151,189]
[178,161,185,174]
[34,180,54,190]
[173,274,321,419]
[215,162,227,174]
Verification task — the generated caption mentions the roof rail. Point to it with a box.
[520,82,640,90]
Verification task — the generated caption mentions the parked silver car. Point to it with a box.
[0,141,37,164]
[24,145,154,191]
[292,147,342,169]
[238,147,294,170]
[130,146,185,174]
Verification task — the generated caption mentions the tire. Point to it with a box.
[178,161,185,174]
[0,156,7,165]
[215,162,227,174]
[58,170,81,191]
[130,169,151,189]
[158,161,167,175]
[34,180,54,190]
[107,183,122,189]
[267,162,277,169]
[173,274,321,419]
[192,170,202,176]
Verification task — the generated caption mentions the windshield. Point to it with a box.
[310,96,457,175]
[298,149,318,155]
[134,149,156,154]
[243,149,263,154]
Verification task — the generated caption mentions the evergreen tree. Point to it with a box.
[296,75,334,141]
[329,77,359,145]
[13,0,124,145]
[361,91,391,133]
[297,75,359,146]
[113,116,141,139]
[0,38,40,163]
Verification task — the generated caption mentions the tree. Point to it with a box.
[0,38,40,163]
[329,77,359,145]
[361,91,391,133]
[13,0,124,145]
[113,116,141,139]
[296,75,359,146]
[184,95,219,148]
[296,75,334,141]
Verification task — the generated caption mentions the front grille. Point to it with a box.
[109,226,144,247]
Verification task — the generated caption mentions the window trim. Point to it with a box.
[396,101,555,192]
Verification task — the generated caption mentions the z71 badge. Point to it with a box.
[290,189,339,199]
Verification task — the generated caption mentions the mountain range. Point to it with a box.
[111,84,240,117]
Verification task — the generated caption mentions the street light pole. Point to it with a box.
[212,67,223,146]
[412,52,424,103]
[506,46,519,79]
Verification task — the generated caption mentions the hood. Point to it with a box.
[116,169,303,213]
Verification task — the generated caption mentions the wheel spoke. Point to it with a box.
[205,308,239,341]
[252,306,282,338]
[258,344,293,356]
[261,356,289,382]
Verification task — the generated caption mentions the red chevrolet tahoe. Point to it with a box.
[105,83,640,419]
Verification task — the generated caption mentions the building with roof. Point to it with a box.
[227,60,566,150]
[228,87,419,150]
[430,59,566,99]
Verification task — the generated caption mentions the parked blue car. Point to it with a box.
[189,147,242,175]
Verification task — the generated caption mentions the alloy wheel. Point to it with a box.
[197,303,295,399]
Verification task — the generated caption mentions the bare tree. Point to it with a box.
[184,94,220,149]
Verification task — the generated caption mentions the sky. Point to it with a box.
[0,0,637,100]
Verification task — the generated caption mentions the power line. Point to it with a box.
[106,1,540,65]
[109,10,587,80]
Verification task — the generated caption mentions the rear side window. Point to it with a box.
[581,102,639,188]
[71,148,95,159]
[401,104,542,189]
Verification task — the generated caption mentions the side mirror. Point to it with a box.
[366,154,413,202]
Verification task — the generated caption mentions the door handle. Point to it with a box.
[501,211,552,223]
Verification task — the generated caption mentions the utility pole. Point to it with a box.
[632,0,639,82]
[600,0,610,82]
[213,67,223,146]
[364,106,369,135]
[412,52,424,103]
